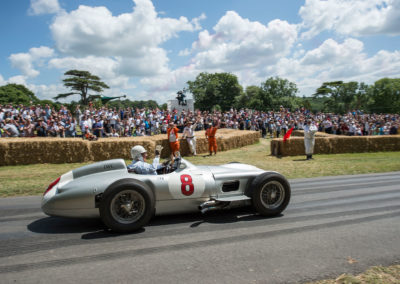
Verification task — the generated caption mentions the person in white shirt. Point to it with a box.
[127,145,161,175]
[304,119,318,160]
[182,120,197,156]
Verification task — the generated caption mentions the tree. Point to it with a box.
[260,77,299,110]
[314,81,349,113]
[54,70,109,105]
[314,81,371,113]
[369,78,400,113]
[0,84,39,105]
[187,72,243,111]
[234,85,266,110]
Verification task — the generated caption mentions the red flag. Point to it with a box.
[283,127,294,142]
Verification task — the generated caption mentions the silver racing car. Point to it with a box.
[42,158,291,233]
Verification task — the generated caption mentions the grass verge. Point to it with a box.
[1,138,400,197]
[307,264,400,284]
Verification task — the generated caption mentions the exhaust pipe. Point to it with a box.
[199,200,229,214]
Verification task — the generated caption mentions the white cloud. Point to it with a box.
[28,83,67,101]
[300,0,400,38]
[49,0,203,78]
[135,11,299,102]
[190,11,298,70]
[272,38,400,96]
[8,75,27,85]
[0,74,5,85]
[29,0,61,15]
[9,46,54,78]
[48,56,131,88]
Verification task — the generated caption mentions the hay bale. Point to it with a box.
[271,135,400,156]
[89,138,155,161]
[0,129,260,166]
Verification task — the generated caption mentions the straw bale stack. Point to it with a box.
[271,135,400,156]
[0,129,260,166]
[291,130,332,137]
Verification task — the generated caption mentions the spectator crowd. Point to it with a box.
[0,103,398,138]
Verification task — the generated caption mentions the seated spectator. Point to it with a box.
[3,118,20,137]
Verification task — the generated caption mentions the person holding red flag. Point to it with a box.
[283,126,294,142]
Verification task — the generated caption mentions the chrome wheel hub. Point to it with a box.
[110,190,145,224]
[260,181,285,210]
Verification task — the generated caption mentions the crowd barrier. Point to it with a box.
[0,129,260,166]
[271,131,400,156]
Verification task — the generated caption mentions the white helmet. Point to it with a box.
[131,145,147,160]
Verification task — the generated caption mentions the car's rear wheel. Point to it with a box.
[100,184,154,233]
[251,173,291,216]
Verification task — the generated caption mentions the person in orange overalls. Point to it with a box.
[167,122,180,159]
[205,122,218,155]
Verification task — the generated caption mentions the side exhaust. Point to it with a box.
[199,200,230,214]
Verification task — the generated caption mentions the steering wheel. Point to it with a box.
[171,157,181,171]
[156,159,172,175]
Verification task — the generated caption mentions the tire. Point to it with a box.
[100,182,155,233]
[251,172,291,216]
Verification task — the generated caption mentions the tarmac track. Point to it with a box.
[0,172,399,284]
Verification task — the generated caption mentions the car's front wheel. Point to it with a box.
[251,173,291,216]
[100,184,154,233]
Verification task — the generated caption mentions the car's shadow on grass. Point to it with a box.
[28,206,282,240]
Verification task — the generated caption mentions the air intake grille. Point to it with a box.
[222,181,240,192]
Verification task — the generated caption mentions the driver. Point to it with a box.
[127,145,163,175]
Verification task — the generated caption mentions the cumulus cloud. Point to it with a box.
[29,0,61,15]
[190,11,298,70]
[28,83,68,101]
[300,0,400,38]
[8,75,27,85]
[48,56,131,88]
[271,38,400,96]
[49,0,203,77]
[9,46,54,78]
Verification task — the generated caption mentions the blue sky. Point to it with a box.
[0,0,399,104]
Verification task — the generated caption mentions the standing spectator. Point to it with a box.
[23,117,35,137]
[182,120,197,156]
[75,105,82,124]
[304,119,318,160]
[167,122,180,159]
[205,122,218,156]
[268,120,276,138]
[276,121,281,138]
[92,117,103,138]
[103,118,112,137]
[323,117,333,134]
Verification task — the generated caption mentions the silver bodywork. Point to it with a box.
[42,158,268,218]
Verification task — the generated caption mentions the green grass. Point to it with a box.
[1,138,400,197]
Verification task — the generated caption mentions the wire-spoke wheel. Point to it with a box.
[259,181,286,210]
[251,173,291,216]
[100,182,154,233]
[110,190,146,224]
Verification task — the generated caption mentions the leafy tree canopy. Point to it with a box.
[105,99,160,110]
[187,72,243,111]
[369,78,400,113]
[236,77,300,111]
[54,70,109,105]
[0,83,39,105]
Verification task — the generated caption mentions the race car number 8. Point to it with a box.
[180,174,194,196]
